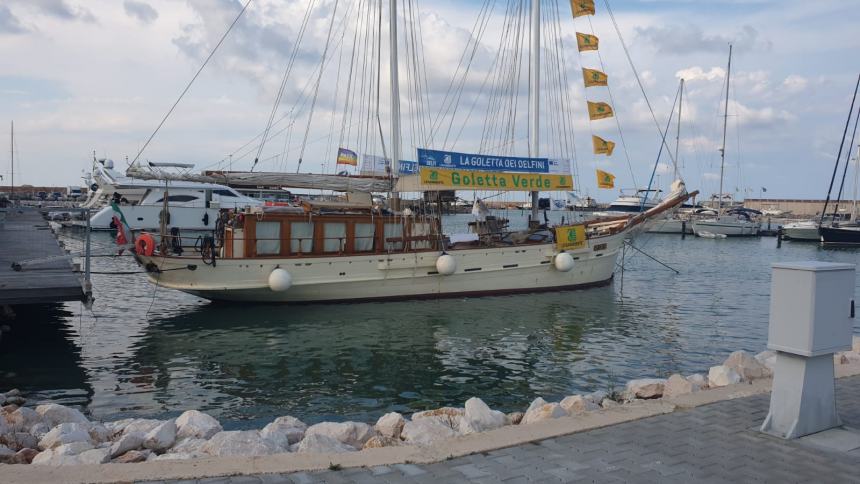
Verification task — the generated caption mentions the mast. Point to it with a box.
[10,121,13,202]
[529,0,540,223]
[389,0,402,210]
[853,146,859,221]
[718,45,732,213]
[674,79,683,180]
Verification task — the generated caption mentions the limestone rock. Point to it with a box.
[110,431,145,458]
[13,447,39,464]
[38,423,93,450]
[32,441,95,464]
[600,398,620,409]
[401,417,458,446]
[104,418,134,437]
[459,397,507,435]
[143,419,176,452]
[202,430,279,457]
[113,449,149,463]
[175,410,222,440]
[6,396,25,406]
[5,389,21,398]
[118,418,163,438]
[625,378,667,400]
[708,365,741,387]
[0,414,8,435]
[88,423,111,444]
[362,435,402,449]
[506,412,524,425]
[663,374,700,399]
[304,421,375,449]
[521,398,566,425]
[724,350,771,381]
[584,391,608,405]
[412,407,464,420]
[560,395,599,415]
[0,444,14,461]
[152,452,197,461]
[374,412,405,440]
[754,350,777,372]
[293,433,356,453]
[261,416,306,450]
[75,447,111,465]
[8,407,41,433]
[169,437,207,455]
[34,404,89,428]
[11,431,38,450]
[686,374,708,389]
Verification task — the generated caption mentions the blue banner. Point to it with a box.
[417,148,549,173]
[398,160,418,174]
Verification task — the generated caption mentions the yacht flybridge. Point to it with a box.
[127,0,697,303]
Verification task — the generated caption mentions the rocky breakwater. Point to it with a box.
[3,337,860,467]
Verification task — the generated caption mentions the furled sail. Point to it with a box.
[125,165,392,193]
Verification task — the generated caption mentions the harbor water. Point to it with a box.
[2,213,859,430]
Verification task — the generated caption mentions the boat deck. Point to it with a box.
[0,207,86,305]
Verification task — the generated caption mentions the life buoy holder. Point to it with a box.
[135,233,156,256]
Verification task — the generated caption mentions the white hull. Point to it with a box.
[782,222,819,241]
[137,234,625,303]
[692,217,760,237]
[90,205,224,231]
[646,218,693,234]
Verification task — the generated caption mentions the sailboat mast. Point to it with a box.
[10,121,13,201]
[853,146,858,221]
[389,0,402,209]
[718,45,732,213]
[674,79,683,180]
[529,0,540,223]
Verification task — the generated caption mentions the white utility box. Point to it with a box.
[768,261,854,357]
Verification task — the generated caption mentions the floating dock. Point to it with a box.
[0,207,86,306]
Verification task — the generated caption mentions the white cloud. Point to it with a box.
[676,66,725,83]
[124,0,158,25]
[781,74,808,93]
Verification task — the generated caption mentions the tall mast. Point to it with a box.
[389,0,402,209]
[853,146,859,221]
[529,0,540,223]
[674,79,683,180]
[10,121,13,201]
[718,45,732,213]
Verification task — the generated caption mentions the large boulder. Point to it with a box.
[374,412,405,440]
[521,398,566,425]
[560,395,598,415]
[584,391,608,405]
[625,379,667,400]
[686,374,708,389]
[38,423,93,450]
[304,421,375,449]
[7,407,41,433]
[88,423,112,444]
[8,431,39,450]
[412,407,464,421]
[362,435,402,449]
[293,433,356,454]
[113,449,149,464]
[663,374,701,399]
[13,447,39,464]
[143,419,177,452]
[401,417,458,447]
[75,447,111,465]
[754,351,777,372]
[459,397,507,435]
[175,410,222,440]
[708,365,741,387]
[169,437,207,455]
[202,430,279,457]
[0,414,9,435]
[110,432,145,458]
[260,416,306,450]
[32,441,94,465]
[0,444,14,463]
[118,419,163,438]
[34,404,89,428]
[723,351,770,381]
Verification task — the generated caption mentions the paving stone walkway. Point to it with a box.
[152,376,860,484]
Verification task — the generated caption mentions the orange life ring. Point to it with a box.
[135,233,156,256]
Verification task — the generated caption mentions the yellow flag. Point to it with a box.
[587,101,614,120]
[556,225,587,251]
[596,169,615,189]
[576,32,599,52]
[571,0,595,17]
[582,68,608,87]
[592,135,616,156]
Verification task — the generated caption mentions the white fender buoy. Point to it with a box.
[554,252,575,272]
[436,254,457,275]
[268,268,292,292]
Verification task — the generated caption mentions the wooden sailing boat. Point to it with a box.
[131,0,697,303]
[692,45,760,237]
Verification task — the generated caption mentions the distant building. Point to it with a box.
[0,185,89,200]
[743,198,855,217]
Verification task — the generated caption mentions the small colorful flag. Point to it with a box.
[111,202,133,253]
[587,101,614,120]
[596,169,616,189]
[576,32,599,52]
[336,148,358,166]
[582,68,608,87]
[592,135,616,156]
[571,0,595,17]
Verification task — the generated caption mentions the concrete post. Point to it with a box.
[761,261,855,439]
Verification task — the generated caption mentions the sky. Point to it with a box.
[0,0,858,201]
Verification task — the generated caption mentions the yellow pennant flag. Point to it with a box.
[582,68,608,87]
[587,101,614,120]
[571,0,595,17]
[592,135,616,156]
[576,32,599,52]
[596,169,616,189]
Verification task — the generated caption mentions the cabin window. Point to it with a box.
[323,223,346,253]
[291,222,314,253]
[255,221,281,255]
[213,189,238,198]
[384,223,404,251]
[411,222,432,249]
[354,223,375,252]
[155,195,198,203]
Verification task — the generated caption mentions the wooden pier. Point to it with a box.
[0,207,86,305]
